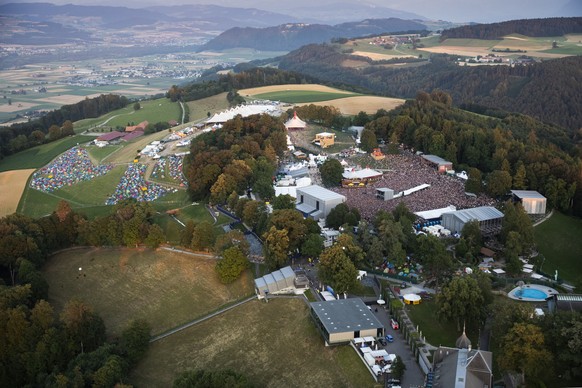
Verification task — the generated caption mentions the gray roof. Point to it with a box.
[511,190,546,200]
[296,185,346,202]
[254,266,296,293]
[422,154,452,166]
[443,206,503,223]
[310,298,384,334]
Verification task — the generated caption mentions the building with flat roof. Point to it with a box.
[441,206,504,235]
[310,298,385,345]
[296,185,346,220]
[421,154,453,173]
[511,190,547,214]
[313,132,335,148]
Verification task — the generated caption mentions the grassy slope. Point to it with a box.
[0,135,93,172]
[535,212,582,284]
[44,247,255,337]
[253,90,360,104]
[130,298,375,388]
[185,92,230,122]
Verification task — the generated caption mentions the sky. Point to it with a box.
[6,0,578,23]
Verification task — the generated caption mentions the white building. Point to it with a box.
[296,185,346,220]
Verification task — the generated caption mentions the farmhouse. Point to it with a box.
[310,298,385,345]
[96,131,125,143]
[441,206,504,235]
[431,330,493,388]
[510,190,547,214]
[125,120,148,132]
[421,154,453,173]
[313,132,335,148]
[296,185,346,220]
[284,111,307,130]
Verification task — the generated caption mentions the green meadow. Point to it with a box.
[253,90,360,104]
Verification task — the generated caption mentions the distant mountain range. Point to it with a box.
[200,18,428,51]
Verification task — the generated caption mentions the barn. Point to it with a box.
[310,298,385,345]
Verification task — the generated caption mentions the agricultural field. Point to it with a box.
[240,84,404,115]
[0,169,35,217]
[130,297,375,387]
[535,211,582,284]
[252,90,360,104]
[43,247,255,337]
[341,33,582,62]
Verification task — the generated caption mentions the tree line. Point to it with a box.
[0,94,129,160]
[440,17,582,40]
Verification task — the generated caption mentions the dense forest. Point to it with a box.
[440,17,582,40]
[0,94,129,160]
[277,45,582,131]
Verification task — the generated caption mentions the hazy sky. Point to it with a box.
[7,0,578,23]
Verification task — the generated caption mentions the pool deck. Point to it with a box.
[508,283,559,302]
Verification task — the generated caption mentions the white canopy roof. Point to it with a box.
[403,294,421,302]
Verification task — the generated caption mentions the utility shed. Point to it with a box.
[310,298,385,345]
[296,185,346,220]
[511,190,547,214]
[441,206,504,235]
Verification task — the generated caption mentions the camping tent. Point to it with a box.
[403,294,422,305]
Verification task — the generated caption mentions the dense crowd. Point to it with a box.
[106,163,169,205]
[30,146,113,193]
[151,155,188,186]
[332,151,495,221]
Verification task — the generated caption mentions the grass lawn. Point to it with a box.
[44,247,255,337]
[406,299,469,348]
[104,131,169,164]
[56,165,127,205]
[535,211,582,284]
[253,90,359,104]
[185,92,230,122]
[0,135,94,172]
[130,298,376,388]
[85,144,122,164]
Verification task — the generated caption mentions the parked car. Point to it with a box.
[385,334,394,342]
[390,318,399,330]
[378,337,387,346]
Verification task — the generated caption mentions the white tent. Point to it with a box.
[403,293,422,305]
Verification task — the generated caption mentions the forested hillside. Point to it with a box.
[440,17,582,40]
[200,18,427,51]
[278,45,582,131]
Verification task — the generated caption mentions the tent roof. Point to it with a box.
[511,190,546,200]
[284,112,306,128]
[343,168,383,180]
[443,206,504,223]
[415,205,457,220]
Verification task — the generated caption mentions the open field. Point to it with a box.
[535,211,582,284]
[44,247,255,337]
[253,90,360,104]
[185,92,231,122]
[0,169,35,217]
[300,96,405,115]
[130,298,376,388]
[240,84,354,96]
[0,135,94,172]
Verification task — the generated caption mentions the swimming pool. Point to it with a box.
[507,284,559,302]
[513,288,547,299]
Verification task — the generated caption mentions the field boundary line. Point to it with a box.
[150,295,256,342]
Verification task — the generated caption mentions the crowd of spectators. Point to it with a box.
[331,151,495,221]
[106,163,169,205]
[30,146,113,193]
